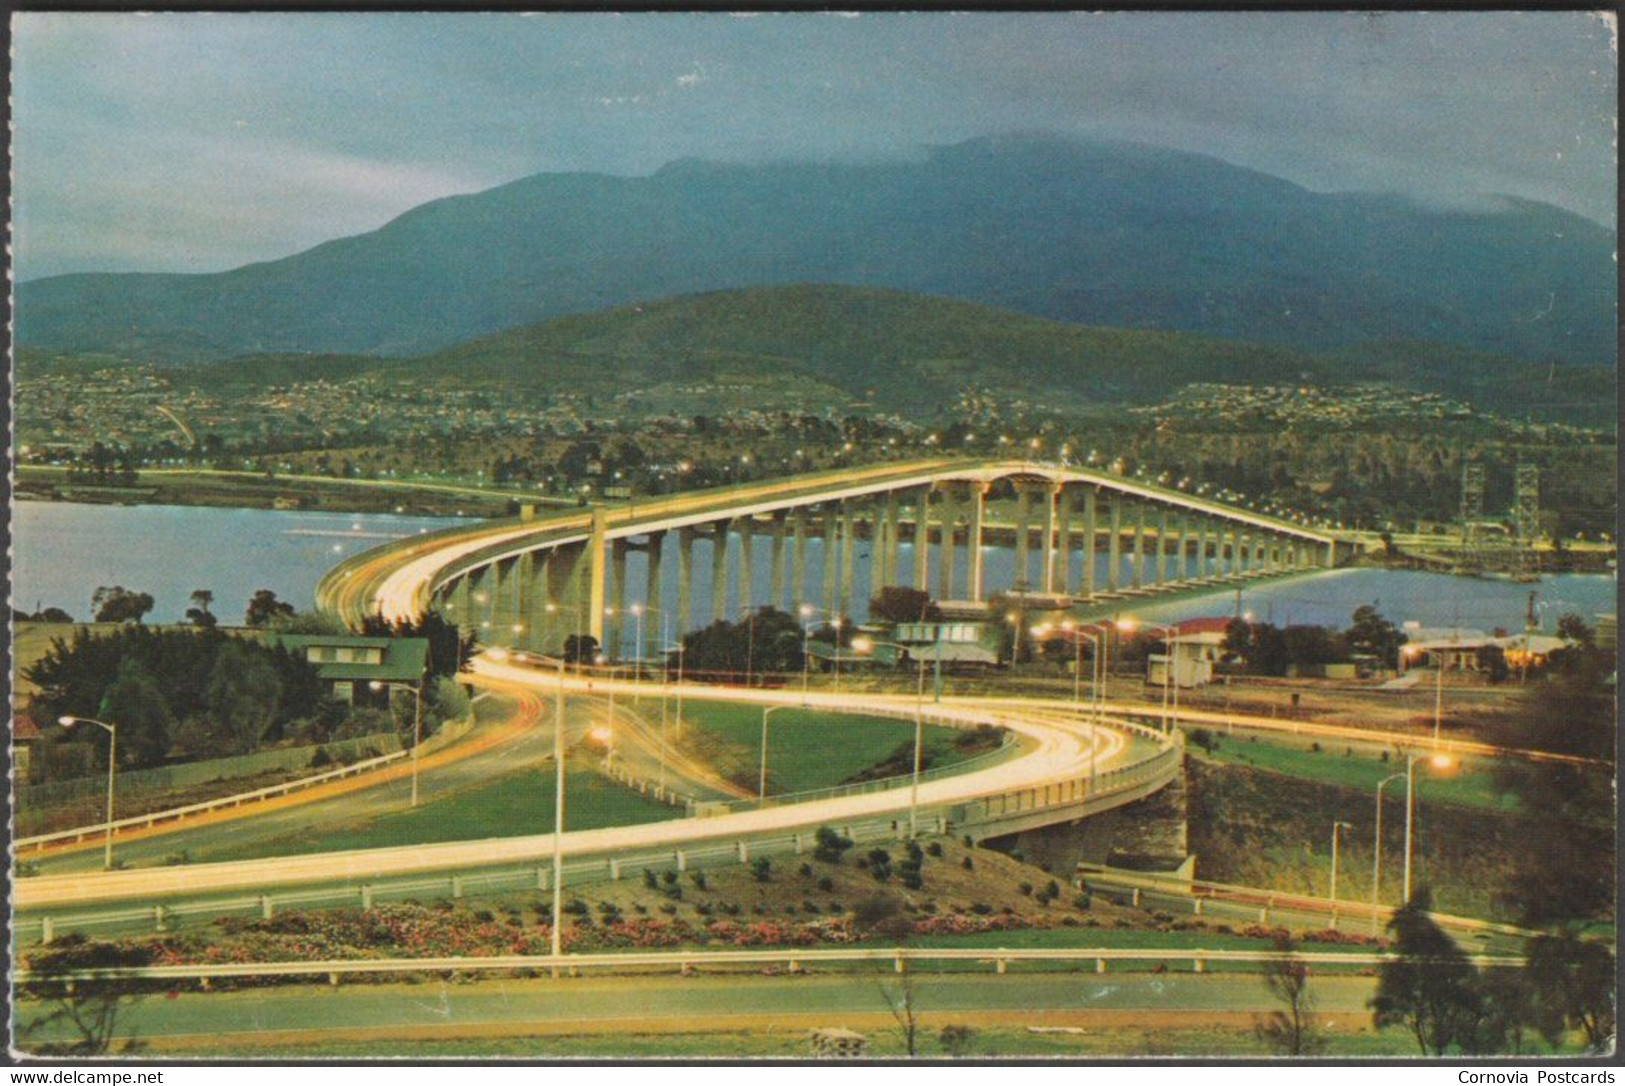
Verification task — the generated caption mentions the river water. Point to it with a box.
[11,501,1617,635]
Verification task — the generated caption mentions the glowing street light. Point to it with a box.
[58,716,117,869]
[370,679,425,807]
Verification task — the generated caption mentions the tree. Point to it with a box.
[1524,934,1616,1053]
[1554,613,1595,648]
[204,641,284,753]
[869,586,942,625]
[244,589,295,628]
[563,634,600,665]
[1254,935,1328,1055]
[17,935,157,1055]
[1371,889,1491,1055]
[680,608,806,675]
[361,610,475,677]
[101,657,174,769]
[185,589,216,629]
[854,895,921,1057]
[1346,604,1406,669]
[91,586,154,624]
[1493,649,1614,928]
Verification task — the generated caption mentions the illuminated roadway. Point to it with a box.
[319,458,1342,629]
[14,658,1162,912]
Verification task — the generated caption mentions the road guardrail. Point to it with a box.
[13,944,1524,987]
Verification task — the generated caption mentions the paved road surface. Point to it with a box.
[16,665,1147,909]
[13,971,1388,1053]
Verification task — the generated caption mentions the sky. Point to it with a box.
[11,11,1618,281]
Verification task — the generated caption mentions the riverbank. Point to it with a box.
[16,465,538,518]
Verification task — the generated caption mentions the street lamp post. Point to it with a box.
[1403,751,1455,905]
[1329,819,1353,928]
[58,715,117,869]
[1119,618,1179,733]
[1373,771,1405,934]
[759,704,793,803]
[551,646,566,971]
[369,679,425,807]
[1064,622,1105,789]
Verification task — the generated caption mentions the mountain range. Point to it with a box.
[16,134,1617,368]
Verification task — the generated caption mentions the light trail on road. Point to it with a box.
[15,656,1153,911]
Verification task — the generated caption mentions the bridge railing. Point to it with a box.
[13,944,1523,987]
[12,746,410,855]
[1075,865,1535,941]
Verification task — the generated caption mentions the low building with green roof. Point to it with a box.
[267,634,429,704]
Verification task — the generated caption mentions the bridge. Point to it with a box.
[319,458,1351,655]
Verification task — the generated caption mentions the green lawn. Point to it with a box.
[202,768,679,862]
[1199,736,1517,812]
[677,700,992,795]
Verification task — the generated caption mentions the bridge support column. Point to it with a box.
[1179,516,1192,581]
[677,527,696,636]
[1107,496,1122,592]
[790,510,808,611]
[1157,508,1171,585]
[769,514,787,611]
[911,489,930,593]
[527,553,554,652]
[1013,486,1033,591]
[451,573,473,635]
[882,491,902,589]
[1132,502,1147,590]
[1053,484,1073,595]
[1229,525,1243,577]
[822,506,839,617]
[968,482,988,602]
[644,532,665,637]
[739,517,756,613]
[489,558,514,645]
[1039,483,1058,594]
[839,504,857,617]
[711,520,731,624]
[935,485,957,601]
[1082,488,1098,597]
[1324,540,1335,568]
[609,540,628,659]
[870,503,887,599]
[587,508,608,644]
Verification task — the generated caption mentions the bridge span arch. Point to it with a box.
[319,459,1350,654]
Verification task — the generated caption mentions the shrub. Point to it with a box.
[961,856,974,871]
[751,858,772,883]
[691,872,708,891]
[816,876,834,893]
[814,826,854,864]
[1044,880,1061,901]
[1073,894,1093,911]
[926,842,943,858]
[563,899,589,916]
[642,869,659,890]
[659,904,677,916]
[803,901,821,914]
[906,841,925,864]
[1018,881,1033,897]
[661,870,679,886]
[799,863,814,878]
[310,747,333,768]
[970,902,993,916]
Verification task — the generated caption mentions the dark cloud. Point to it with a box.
[13,11,1616,280]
